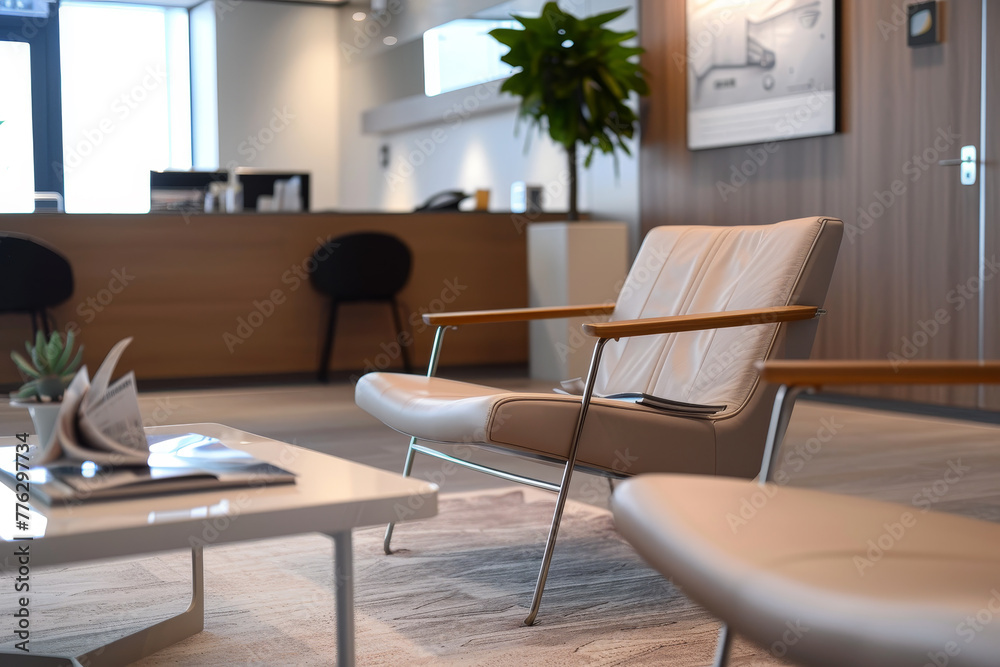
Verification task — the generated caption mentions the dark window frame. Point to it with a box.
[1,4,64,196]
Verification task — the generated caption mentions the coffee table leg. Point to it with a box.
[0,547,206,666]
[331,530,355,667]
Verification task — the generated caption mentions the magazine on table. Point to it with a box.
[2,337,295,504]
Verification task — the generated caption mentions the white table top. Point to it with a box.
[1,423,437,566]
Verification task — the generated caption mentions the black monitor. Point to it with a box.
[236,170,310,212]
[150,170,227,213]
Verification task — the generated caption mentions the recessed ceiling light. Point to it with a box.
[352,11,366,21]
[383,36,397,46]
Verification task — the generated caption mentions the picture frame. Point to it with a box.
[686,0,839,150]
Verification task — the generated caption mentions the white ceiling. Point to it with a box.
[81,0,361,9]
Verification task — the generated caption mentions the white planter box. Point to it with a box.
[527,221,628,381]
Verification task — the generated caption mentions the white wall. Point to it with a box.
[191,0,341,210]
[337,0,640,251]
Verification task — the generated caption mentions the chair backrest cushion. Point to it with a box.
[310,232,412,302]
[0,234,74,312]
[595,217,838,412]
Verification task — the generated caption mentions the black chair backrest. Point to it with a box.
[310,232,412,302]
[0,234,74,313]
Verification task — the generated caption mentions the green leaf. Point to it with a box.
[31,332,45,371]
[63,347,84,375]
[10,351,41,379]
[55,329,76,371]
[45,332,61,368]
[12,380,39,399]
[582,8,628,27]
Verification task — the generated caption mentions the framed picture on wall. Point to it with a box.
[686,0,838,150]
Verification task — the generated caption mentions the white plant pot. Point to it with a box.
[10,400,61,462]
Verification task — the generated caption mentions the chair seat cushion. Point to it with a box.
[612,475,1000,667]
[356,373,718,476]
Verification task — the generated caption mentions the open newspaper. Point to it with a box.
[5,338,295,503]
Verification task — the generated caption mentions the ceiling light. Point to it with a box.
[353,11,366,21]
[383,36,398,46]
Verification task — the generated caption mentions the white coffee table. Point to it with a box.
[0,423,438,666]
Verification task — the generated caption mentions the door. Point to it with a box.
[981,2,1000,409]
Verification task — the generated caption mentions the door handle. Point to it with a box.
[937,145,977,185]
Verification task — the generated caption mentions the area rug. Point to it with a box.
[2,489,776,665]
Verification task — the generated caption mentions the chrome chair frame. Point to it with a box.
[382,324,614,625]
[710,381,808,665]
[384,310,821,627]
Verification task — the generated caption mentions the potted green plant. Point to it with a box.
[490,2,648,220]
[10,330,83,450]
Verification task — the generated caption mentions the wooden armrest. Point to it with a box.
[423,303,615,327]
[581,305,819,339]
[758,360,1000,386]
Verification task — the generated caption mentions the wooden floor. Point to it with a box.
[3,369,1000,519]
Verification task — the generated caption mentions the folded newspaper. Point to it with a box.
[39,337,149,466]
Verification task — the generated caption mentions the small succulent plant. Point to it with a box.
[10,331,84,402]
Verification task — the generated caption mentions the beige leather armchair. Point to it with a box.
[613,360,1000,667]
[356,216,844,624]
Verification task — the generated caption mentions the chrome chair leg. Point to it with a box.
[383,326,449,555]
[523,338,608,626]
[713,623,733,667]
[384,438,417,554]
[757,383,805,484]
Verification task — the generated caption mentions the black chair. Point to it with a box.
[311,232,413,382]
[0,233,74,336]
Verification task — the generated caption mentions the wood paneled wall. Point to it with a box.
[639,0,993,408]
[0,212,566,386]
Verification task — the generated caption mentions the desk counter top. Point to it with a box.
[0,211,571,384]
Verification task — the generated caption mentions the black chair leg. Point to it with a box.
[318,299,339,383]
[390,297,413,373]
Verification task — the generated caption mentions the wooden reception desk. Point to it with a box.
[0,211,566,385]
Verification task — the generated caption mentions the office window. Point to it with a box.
[0,41,35,213]
[423,19,519,97]
[59,2,191,213]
